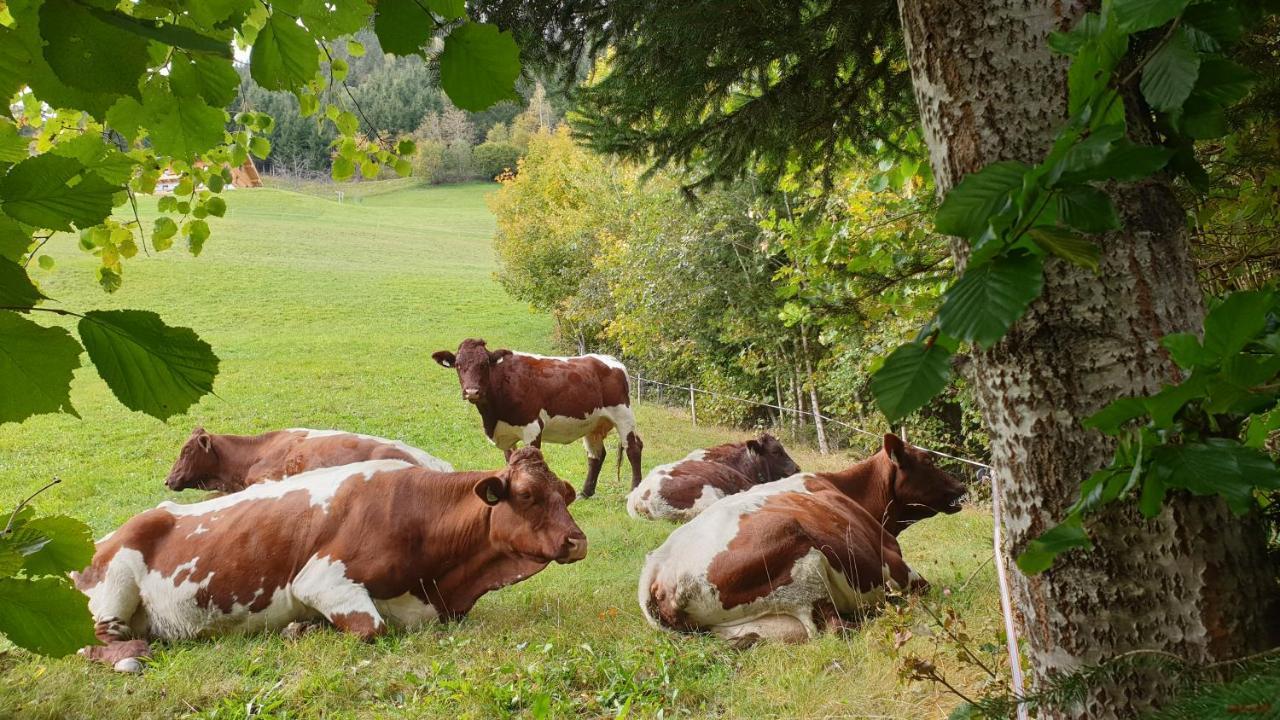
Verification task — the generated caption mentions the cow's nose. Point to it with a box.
[559,535,588,563]
[463,387,481,400]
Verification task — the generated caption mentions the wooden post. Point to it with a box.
[689,386,697,425]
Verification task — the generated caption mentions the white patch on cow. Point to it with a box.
[681,449,708,462]
[289,429,454,472]
[186,523,210,538]
[628,460,731,521]
[292,554,383,630]
[541,403,630,444]
[157,460,412,517]
[374,592,439,629]
[639,473,886,641]
[514,352,626,373]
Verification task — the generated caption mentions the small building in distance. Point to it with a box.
[154,158,262,194]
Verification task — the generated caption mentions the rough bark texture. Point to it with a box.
[895,1,1278,717]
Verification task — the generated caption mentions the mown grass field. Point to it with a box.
[0,182,999,719]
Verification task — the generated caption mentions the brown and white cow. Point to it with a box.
[432,338,642,497]
[75,447,585,672]
[164,427,453,493]
[627,434,801,521]
[637,434,964,646]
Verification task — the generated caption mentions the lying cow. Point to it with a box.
[627,434,801,521]
[164,427,453,493]
[433,338,642,497]
[638,434,964,647]
[76,447,586,672]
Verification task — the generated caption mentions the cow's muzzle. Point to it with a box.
[463,388,483,403]
[556,535,588,564]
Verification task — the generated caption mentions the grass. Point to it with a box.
[0,182,1000,719]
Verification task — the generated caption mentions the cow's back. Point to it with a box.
[639,474,903,639]
[627,460,755,521]
[78,460,416,640]
[252,429,453,482]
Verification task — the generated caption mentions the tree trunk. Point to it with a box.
[896,1,1278,717]
[800,327,830,454]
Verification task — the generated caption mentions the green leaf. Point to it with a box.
[80,5,232,56]
[0,576,97,657]
[1112,0,1191,32]
[1057,186,1120,233]
[0,215,31,261]
[184,219,210,256]
[170,55,242,109]
[1138,468,1166,518]
[1188,58,1256,108]
[1183,2,1243,49]
[1017,516,1092,574]
[1059,140,1173,184]
[38,0,150,100]
[1028,227,1100,270]
[297,0,374,40]
[48,133,137,185]
[1151,442,1280,514]
[374,0,436,56]
[1144,372,1210,428]
[332,155,355,181]
[347,39,366,57]
[13,515,95,576]
[1084,396,1149,434]
[141,83,229,163]
[934,161,1030,239]
[152,216,178,251]
[1140,28,1201,112]
[0,257,46,309]
[251,11,320,92]
[96,265,121,294]
[205,196,227,218]
[0,122,28,164]
[870,341,953,425]
[77,309,218,420]
[1203,290,1274,360]
[0,541,22,578]
[1161,332,1210,369]
[438,22,522,112]
[1246,408,1280,449]
[0,155,121,231]
[0,311,81,424]
[426,0,466,20]
[1067,29,1128,114]
[938,251,1044,349]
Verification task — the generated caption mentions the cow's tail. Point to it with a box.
[615,436,624,484]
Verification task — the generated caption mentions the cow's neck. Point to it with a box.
[210,431,285,485]
[430,543,548,619]
[818,453,906,535]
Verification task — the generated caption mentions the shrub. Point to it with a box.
[412,140,446,183]
[473,142,522,180]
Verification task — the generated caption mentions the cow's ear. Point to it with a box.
[884,433,907,467]
[559,480,577,506]
[490,349,513,365]
[474,476,508,506]
[745,439,762,455]
[197,432,213,452]
[432,351,456,368]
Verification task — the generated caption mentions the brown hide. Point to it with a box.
[657,462,755,510]
[81,449,585,631]
[165,428,428,493]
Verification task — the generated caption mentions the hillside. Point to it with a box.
[0,183,997,719]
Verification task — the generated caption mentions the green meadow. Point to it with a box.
[0,182,997,719]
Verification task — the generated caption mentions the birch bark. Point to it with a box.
[895,1,1277,715]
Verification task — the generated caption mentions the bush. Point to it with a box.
[473,142,522,180]
[413,140,475,184]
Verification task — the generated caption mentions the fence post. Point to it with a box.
[689,386,697,426]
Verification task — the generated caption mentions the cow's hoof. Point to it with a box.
[113,658,145,674]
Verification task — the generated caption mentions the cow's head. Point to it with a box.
[882,433,966,527]
[747,433,801,482]
[474,447,587,565]
[432,338,513,404]
[165,427,221,491]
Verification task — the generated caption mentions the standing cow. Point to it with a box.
[627,434,801,521]
[76,447,586,672]
[432,338,643,497]
[164,427,453,493]
[638,434,965,646]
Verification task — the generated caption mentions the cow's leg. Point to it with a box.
[293,556,387,642]
[713,614,813,648]
[611,407,644,489]
[581,432,607,498]
[81,637,152,673]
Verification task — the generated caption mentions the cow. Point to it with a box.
[637,434,965,647]
[627,434,801,521]
[432,338,642,497]
[164,427,453,493]
[75,447,586,673]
